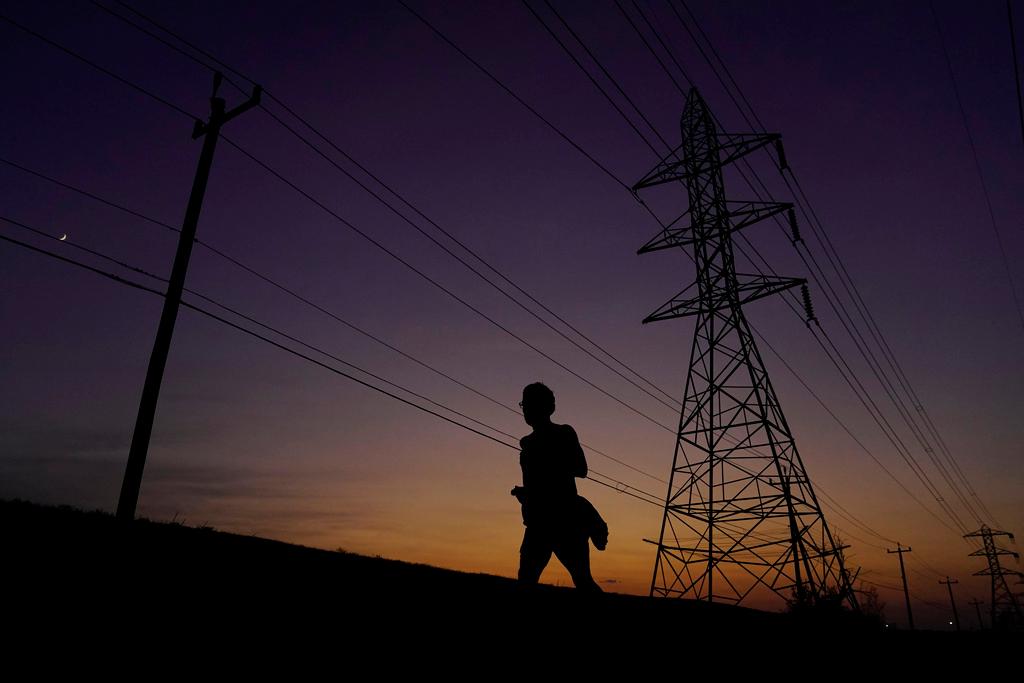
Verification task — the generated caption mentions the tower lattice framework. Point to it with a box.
[635,88,855,608]
[965,526,1023,629]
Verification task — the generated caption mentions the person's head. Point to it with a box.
[520,382,555,427]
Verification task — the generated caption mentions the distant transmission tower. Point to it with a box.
[635,88,855,609]
[964,525,1023,629]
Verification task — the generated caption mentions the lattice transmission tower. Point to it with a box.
[634,88,856,609]
[964,526,1023,630]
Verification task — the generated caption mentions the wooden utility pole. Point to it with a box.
[969,598,986,629]
[887,543,914,630]
[939,577,960,631]
[117,73,261,522]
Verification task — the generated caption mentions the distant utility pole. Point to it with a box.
[887,544,914,630]
[117,73,261,522]
[939,577,960,631]
[969,598,986,630]
[964,525,1023,630]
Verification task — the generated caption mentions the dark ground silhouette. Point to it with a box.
[6,498,1009,664]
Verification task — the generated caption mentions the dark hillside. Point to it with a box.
[4,499,994,660]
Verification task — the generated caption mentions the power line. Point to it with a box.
[93,0,685,414]
[752,327,955,533]
[619,0,990,535]
[110,1,252,78]
[1,222,669,508]
[791,182,1002,523]
[541,0,673,150]
[816,486,896,546]
[2,156,671,485]
[99,0,685,411]
[220,134,679,435]
[1,215,519,443]
[399,0,630,192]
[521,0,660,158]
[254,105,682,413]
[12,0,995,544]
[1009,0,1024,146]
[89,0,247,95]
[518,0,964,545]
[401,0,974,541]
[0,158,179,235]
[72,0,693,438]
[0,11,197,119]
[929,0,1024,332]
[828,524,887,553]
[527,0,973,535]
[677,0,1006,530]
[3,8,685,455]
[674,0,1003,531]
[612,0,688,96]
[668,0,991,525]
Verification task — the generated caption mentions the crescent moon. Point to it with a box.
[59,233,67,241]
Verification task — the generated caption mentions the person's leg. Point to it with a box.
[553,532,602,592]
[518,526,552,584]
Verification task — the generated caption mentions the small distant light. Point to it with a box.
[949,621,953,625]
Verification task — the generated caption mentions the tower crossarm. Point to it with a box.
[631,133,782,191]
[632,143,687,190]
[969,548,1020,559]
[637,200,792,254]
[715,132,782,168]
[643,275,804,323]
[964,527,1015,541]
[973,566,1023,577]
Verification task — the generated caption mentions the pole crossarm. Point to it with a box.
[192,84,261,138]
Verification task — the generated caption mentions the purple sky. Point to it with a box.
[2,0,1022,627]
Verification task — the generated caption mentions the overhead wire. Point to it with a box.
[94,0,690,416]
[0,163,669,486]
[519,0,965,536]
[0,219,668,508]
[0,215,520,443]
[1,8,682,492]
[2,6,689,473]
[249,101,683,414]
[929,1,1024,334]
[671,0,1002,531]
[1011,0,1024,146]
[219,134,679,435]
[83,0,697,439]
[623,0,969,529]
[614,0,983,535]
[6,1,997,558]
[667,0,1000,528]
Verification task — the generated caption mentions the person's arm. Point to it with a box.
[566,425,587,478]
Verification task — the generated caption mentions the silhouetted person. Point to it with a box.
[511,382,602,592]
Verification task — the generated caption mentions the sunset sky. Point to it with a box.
[2,0,1022,629]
